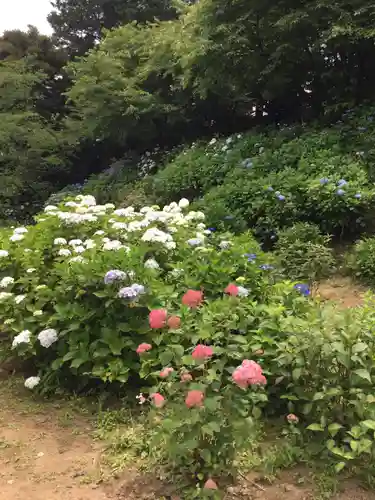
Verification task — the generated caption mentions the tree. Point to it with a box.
[48,0,179,55]
[0,26,68,117]
[0,60,74,222]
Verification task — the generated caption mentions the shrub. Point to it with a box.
[274,300,375,471]
[275,223,335,282]
[347,237,375,286]
[0,194,278,393]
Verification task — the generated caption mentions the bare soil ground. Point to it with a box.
[315,276,367,308]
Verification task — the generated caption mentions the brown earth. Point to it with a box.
[315,276,367,308]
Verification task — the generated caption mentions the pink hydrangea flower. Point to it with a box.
[225,283,239,296]
[192,344,213,361]
[160,367,174,378]
[136,343,152,354]
[150,392,165,408]
[149,309,167,329]
[167,315,181,329]
[232,360,266,388]
[185,390,204,408]
[180,372,193,382]
[182,290,203,308]
[286,413,299,424]
[204,479,218,490]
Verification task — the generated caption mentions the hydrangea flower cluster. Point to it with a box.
[118,284,145,299]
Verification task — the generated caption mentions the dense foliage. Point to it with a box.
[3,195,375,492]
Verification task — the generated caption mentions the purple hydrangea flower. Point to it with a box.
[104,270,127,285]
[259,264,274,271]
[319,178,329,185]
[245,253,257,262]
[277,194,285,201]
[337,179,347,187]
[354,193,362,199]
[267,186,274,192]
[294,283,310,296]
[336,189,345,196]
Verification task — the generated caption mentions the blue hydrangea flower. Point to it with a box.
[259,264,274,271]
[208,227,216,232]
[245,253,257,262]
[336,189,345,196]
[354,193,362,199]
[104,270,127,285]
[294,283,310,296]
[337,179,347,187]
[277,194,285,201]
[118,283,145,299]
[242,158,253,168]
[319,177,329,185]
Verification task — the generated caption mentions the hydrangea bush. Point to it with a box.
[0,194,280,391]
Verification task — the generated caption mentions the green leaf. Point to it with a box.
[306,423,324,432]
[353,369,372,382]
[335,462,346,473]
[70,358,86,369]
[328,423,343,437]
[361,420,375,431]
[352,342,368,354]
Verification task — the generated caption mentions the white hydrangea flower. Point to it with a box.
[84,239,96,249]
[76,194,96,206]
[140,206,153,214]
[187,238,204,246]
[105,203,115,210]
[197,223,206,230]
[33,310,43,317]
[44,205,58,212]
[0,250,9,258]
[10,234,24,242]
[178,198,190,209]
[219,240,232,250]
[14,227,28,234]
[69,239,83,246]
[58,248,71,257]
[12,330,31,348]
[74,245,86,254]
[69,256,86,264]
[38,328,58,348]
[54,238,67,245]
[113,207,134,217]
[165,241,176,250]
[112,222,128,230]
[25,376,41,389]
[94,230,105,236]
[103,240,124,251]
[170,268,184,278]
[209,138,217,145]
[27,268,36,273]
[237,286,249,298]
[0,277,14,288]
[141,228,174,249]
[14,295,26,304]
[65,201,78,208]
[144,258,160,270]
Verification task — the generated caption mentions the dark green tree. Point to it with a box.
[48,0,179,55]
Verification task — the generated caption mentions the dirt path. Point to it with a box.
[0,384,113,500]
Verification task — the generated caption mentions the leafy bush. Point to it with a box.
[275,223,335,282]
[274,301,375,471]
[0,195,280,393]
[347,237,375,286]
